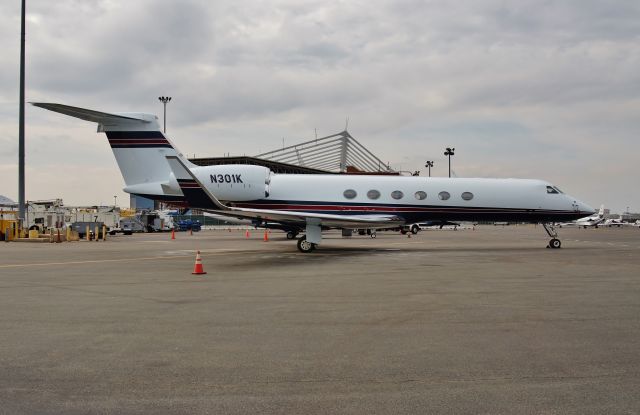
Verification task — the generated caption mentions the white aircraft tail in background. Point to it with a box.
[557,204,605,228]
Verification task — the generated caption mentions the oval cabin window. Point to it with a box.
[367,189,381,200]
[391,190,404,200]
[438,191,450,200]
[461,192,474,201]
[343,189,357,199]
[414,191,427,200]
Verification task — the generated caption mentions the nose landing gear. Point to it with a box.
[548,238,561,249]
[542,223,562,249]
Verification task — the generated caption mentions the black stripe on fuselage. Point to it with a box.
[233,199,590,223]
[128,194,590,223]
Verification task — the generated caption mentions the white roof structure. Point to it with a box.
[255,131,395,173]
[0,195,15,206]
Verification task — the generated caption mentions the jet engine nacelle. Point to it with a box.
[193,164,271,201]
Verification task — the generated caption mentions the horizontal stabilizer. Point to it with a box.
[31,102,150,124]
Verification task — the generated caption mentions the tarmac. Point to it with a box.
[1,225,639,414]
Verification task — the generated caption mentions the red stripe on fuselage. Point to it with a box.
[108,139,169,145]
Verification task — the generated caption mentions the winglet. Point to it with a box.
[165,155,230,211]
[31,102,151,124]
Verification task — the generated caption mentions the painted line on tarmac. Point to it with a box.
[0,249,249,269]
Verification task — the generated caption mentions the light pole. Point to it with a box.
[425,161,433,177]
[158,96,171,133]
[444,147,455,178]
[18,0,26,228]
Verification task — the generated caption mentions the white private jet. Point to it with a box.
[601,218,640,228]
[557,205,605,228]
[32,103,595,252]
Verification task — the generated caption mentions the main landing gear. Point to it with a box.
[297,235,316,253]
[542,223,562,249]
[296,223,322,253]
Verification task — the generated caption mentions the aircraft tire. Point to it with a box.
[411,225,419,234]
[286,231,297,240]
[297,236,316,253]
[370,233,377,239]
[549,238,561,249]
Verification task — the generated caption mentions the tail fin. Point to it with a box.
[32,103,193,197]
[597,204,605,218]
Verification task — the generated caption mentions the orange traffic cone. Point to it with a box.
[192,250,207,275]
[171,228,176,240]
[245,230,250,238]
[263,230,269,242]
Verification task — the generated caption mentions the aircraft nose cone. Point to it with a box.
[580,201,596,215]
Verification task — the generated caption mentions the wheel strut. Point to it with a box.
[542,223,562,249]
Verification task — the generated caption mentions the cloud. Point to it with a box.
[0,0,638,211]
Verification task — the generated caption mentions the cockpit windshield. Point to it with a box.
[546,186,559,194]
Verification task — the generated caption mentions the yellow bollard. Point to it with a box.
[102,225,107,241]
[86,225,90,241]
[95,225,99,242]
[66,226,71,241]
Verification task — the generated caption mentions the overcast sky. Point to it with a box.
[1,0,639,212]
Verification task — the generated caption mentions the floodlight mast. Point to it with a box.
[425,160,434,177]
[158,96,172,133]
[444,147,455,178]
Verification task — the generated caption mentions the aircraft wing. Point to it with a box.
[211,207,403,228]
[165,156,404,229]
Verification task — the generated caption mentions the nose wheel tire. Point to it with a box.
[297,236,316,253]
[286,231,298,240]
[548,238,561,249]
